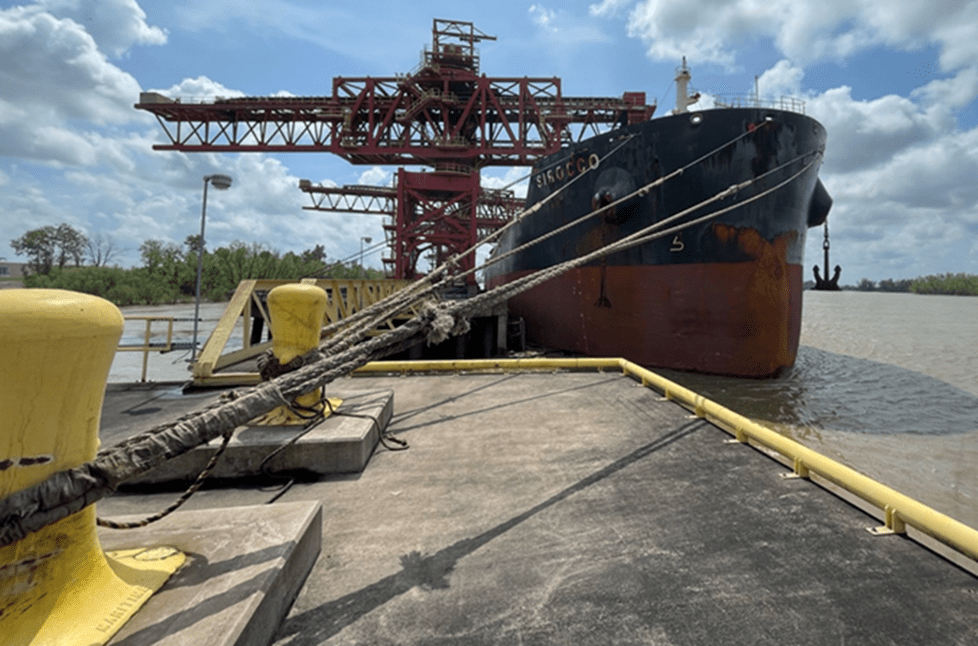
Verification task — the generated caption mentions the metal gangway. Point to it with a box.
[189,278,416,387]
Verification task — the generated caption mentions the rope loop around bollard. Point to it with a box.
[257,348,318,381]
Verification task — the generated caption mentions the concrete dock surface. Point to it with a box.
[96,371,978,645]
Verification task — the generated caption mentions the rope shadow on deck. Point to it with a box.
[272,420,705,644]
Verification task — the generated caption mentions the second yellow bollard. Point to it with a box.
[252,283,341,425]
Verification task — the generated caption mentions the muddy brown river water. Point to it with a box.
[660,290,978,530]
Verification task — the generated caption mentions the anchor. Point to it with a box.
[812,222,841,290]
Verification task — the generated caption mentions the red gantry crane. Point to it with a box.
[136,19,656,283]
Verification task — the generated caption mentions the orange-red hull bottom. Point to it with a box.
[499,261,803,378]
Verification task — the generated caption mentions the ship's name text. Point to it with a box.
[535,153,600,190]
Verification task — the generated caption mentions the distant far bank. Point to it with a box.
[804,272,978,296]
[8,271,978,300]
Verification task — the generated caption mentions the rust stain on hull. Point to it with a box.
[711,223,801,374]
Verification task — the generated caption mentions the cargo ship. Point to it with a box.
[485,62,832,378]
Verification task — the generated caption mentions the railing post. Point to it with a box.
[0,290,184,645]
[142,316,153,382]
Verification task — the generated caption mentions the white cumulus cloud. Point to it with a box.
[589,0,631,18]
[36,0,166,57]
[808,87,950,173]
[357,167,392,187]
[756,60,805,99]
[154,76,246,102]
[0,2,165,167]
[529,4,558,31]
[618,0,978,112]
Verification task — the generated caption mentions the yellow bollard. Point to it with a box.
[0,290,184,646]
[251,283,340,425]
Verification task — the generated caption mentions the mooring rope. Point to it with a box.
[474,125,772,278]
[319,126,809,364]
[314,134,638,348]
[455,153,822,319]
[95,427,235,529]
[316,124,770,357]
[0,303,446,546]
[0,126,822,547]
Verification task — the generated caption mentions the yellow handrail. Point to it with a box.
[118,315,186,382]
[354,357,978,563]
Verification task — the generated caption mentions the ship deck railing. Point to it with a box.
[711,94,806,114]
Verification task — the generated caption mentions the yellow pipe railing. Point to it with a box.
[355,356,978,563]
[118,315,190,382]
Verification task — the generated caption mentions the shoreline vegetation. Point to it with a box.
[902,273,978,296]
[805,273,978,296]
[21,253,384,306]
[9,223,978,306]
[12,224,382,307]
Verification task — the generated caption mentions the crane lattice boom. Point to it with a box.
[135,18,656,282]
[137,82,652,167]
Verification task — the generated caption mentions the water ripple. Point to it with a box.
[658,346,978,437]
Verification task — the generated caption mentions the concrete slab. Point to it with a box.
[97,372,978,645]
[269,373,978,646]
[122,389,393,485]
[99,501,322,646]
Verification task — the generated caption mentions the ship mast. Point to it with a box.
[673,57,700,114]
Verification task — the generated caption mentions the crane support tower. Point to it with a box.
[136,19,656,282]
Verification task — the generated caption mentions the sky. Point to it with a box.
[2,0,977,282]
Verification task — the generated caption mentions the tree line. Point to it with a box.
[847,273,978,295]
[10,223,383,306]
[908,273,978,296]
[9,223,114,273]
[12,223,978,303]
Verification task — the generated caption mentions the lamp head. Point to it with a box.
[206,174,233,190]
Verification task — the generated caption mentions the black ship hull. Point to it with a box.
[486,107,831,377]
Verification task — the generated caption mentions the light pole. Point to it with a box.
[360,236,372,279]
[191,173,233,364]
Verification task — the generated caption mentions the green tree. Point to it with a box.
[140,239,182,273]
[140,239,194,298]
[10,223,88,275]
[184,234,204,258]
[856,278,876,291]
[54,224,87,268]
[11,227,55,274]
[877,278,912,292]
[301,244,326,265]
[910,273,978,296]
